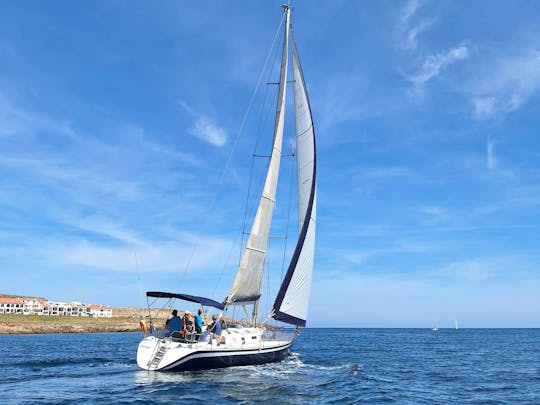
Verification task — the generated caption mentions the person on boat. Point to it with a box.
[182,310,193,333]
[200,324,211,342]
[168,309,181,333]
[194,308,204,338]
[159,318,171,337]
[210,314,222,338]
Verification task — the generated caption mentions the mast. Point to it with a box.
[225,6,291,316]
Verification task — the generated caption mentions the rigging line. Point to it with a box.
[265,256,270,324]
[178,12,286,286]
[134,252,144,318]
[209,238,236,299]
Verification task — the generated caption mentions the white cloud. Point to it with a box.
[336,241,434,267]
[469,49,540,118]
[397,0,435,50]
[55,236,235,274]
[405,18,435,50]
[507,93,523,111]
[0,92,75,139]
[181,101,228,147]
[68,217,146,246]
[189,117,227,147]
[473,96,496,119]
[401,0,421,23]
[308,254,540,327]
[433,255,534,282]
[116,121,201,166]
[408,44,469,86]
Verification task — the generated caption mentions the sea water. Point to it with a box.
[0,328,539,404]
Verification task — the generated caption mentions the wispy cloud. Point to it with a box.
[115,122,201,167]
[336,241,434,267]
[473,96,496,119]
[67,216,146,246]
[0,92,75,139]
[401,0,421,23]
[53,237,232,273]
[398,0,435,50]
[432,255,539,282]
[408,44,469,86]
[310,253,540,326]
[469,48,540,118]
[181,101,227,147]
[189,117,227,147]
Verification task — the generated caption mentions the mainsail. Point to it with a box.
[272,30,317,327]
[225,7,291,305]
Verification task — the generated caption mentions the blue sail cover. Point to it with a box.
[146,291,225,310]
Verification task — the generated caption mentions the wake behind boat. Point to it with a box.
[136,5,317,372]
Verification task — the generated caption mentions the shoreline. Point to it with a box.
[0,310,145,335]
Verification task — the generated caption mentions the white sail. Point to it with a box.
[272,31,317,326]
[226,8,291,305]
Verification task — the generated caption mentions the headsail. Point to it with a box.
[225,7,291,305]
[272,29,317,326]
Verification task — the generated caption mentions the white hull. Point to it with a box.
[137,327,293,371]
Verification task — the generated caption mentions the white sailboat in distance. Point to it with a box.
[136,5,317,372]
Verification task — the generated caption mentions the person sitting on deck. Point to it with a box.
[168,309,181,333]
[164,318,171,335]
[210,314,223,341]
[181,311,193,338]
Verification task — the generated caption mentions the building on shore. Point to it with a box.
[0,297,24,314]
[0,297,112,317]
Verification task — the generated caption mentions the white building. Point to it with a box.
[0,297,112,317]
[22,299,46,315]
[89,304,113,318]
[0,297,24,314]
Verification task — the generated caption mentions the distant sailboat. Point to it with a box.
[432,326,438,331]
[454,320,458,330]
[136,5,317,372]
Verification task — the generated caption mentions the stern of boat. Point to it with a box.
[137,336,162,370]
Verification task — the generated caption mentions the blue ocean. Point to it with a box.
[1,328,539,404]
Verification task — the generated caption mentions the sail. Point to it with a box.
[272,30,317,326]
[225,8,291,305]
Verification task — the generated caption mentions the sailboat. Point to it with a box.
[136,5,317,372]
[454,320,458,330]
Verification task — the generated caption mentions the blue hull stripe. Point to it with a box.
[161,342,292,371]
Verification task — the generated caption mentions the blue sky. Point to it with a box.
[1,1,539,327]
